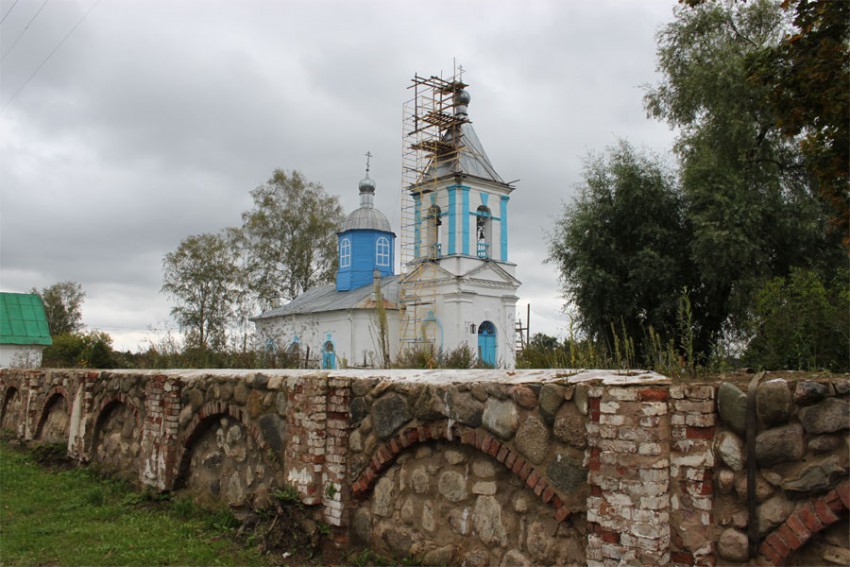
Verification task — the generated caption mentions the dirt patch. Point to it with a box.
[29,441,75,471]
[234,488,333,565]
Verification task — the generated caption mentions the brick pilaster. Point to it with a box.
[322,377,351,529]
[140,375,181,490]
[23,371,42,440]
[586,385,672,566]
[284,375,328,505]
[67,372,98,461]
[669,384,716,566]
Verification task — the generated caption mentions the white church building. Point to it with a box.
[253,74,520,369]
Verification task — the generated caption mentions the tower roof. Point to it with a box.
[428,122,505,184]
[420,86,506,186]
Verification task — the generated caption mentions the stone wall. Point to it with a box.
[712,376,850,566]
[345,376,595,565]
[1,368,847,566]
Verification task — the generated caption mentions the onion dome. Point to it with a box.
[342,171,392,233]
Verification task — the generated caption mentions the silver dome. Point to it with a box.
[359,176,376,193]
[342,206,392,232]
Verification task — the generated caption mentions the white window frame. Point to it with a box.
[340,238,351,268]
[376,237,390,267]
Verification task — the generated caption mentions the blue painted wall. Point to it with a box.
[448,188,457,255]
[500,195,509,262]
[336,229,395,291]
[461,187,470,255]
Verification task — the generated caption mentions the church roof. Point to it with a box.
[253,275,400,319]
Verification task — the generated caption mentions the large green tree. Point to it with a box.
[549,142,695,357]
[758,0,849,242]
[161,232,242,352]
[681,0,849,240]
[240,170,344,309]
[644,0,841,348]
[33,281,85,336]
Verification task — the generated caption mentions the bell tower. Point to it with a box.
[399,71,520,368]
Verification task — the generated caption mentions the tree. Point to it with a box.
[33,281,85,336]
[758,0,849,243]
[644,0,842,350]
[42,330,116,368]
[548,142,695,358]
[240,170,344,309]
[161,232,242,352]
[680,0,849,241]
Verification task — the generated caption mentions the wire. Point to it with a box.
[0,0,20,26]
[2,0,100,114]
[1,0,49,63]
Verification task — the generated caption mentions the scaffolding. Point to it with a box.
[399,72,469,353]
[515,304,530,355]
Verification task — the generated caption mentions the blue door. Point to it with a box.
[478,321,496,368]
[322,341,336,369]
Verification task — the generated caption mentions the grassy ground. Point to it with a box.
[0,439,272,566]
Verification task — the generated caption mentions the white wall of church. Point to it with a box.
[254,310,401,369]
[438,289,517,369]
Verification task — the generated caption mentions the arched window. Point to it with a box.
[426,206,442,259]
[340,238,351,268]
[376,237,390,267]
[476,206,491,259]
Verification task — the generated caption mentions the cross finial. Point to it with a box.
[365,151,372,174]
[457,64,465,81]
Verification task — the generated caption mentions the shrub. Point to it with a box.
[745,268,849,371]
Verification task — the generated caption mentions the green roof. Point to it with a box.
[0,293,52,346]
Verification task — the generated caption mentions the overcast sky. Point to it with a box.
[1,0,680,352]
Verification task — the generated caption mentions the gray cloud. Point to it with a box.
[0,0,678,350]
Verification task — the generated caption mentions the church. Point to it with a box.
[252,73,520,369]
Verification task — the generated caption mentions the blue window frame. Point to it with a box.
[376,237,390,267]
[340,238,351,268]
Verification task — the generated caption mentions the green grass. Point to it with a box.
[0,440,270,566]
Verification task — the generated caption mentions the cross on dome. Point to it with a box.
[359,151,376,196]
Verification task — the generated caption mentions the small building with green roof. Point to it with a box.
[0,292,52,368]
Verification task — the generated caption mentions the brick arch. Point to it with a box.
[34,386,70,440]
[90,394,142,445]
[0,386,19,426]
[35,385,69,415]
[758,481,850,566]
[173,401,269,489]
[350,420,572,523]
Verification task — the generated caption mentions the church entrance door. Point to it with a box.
[477,321,496,367]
